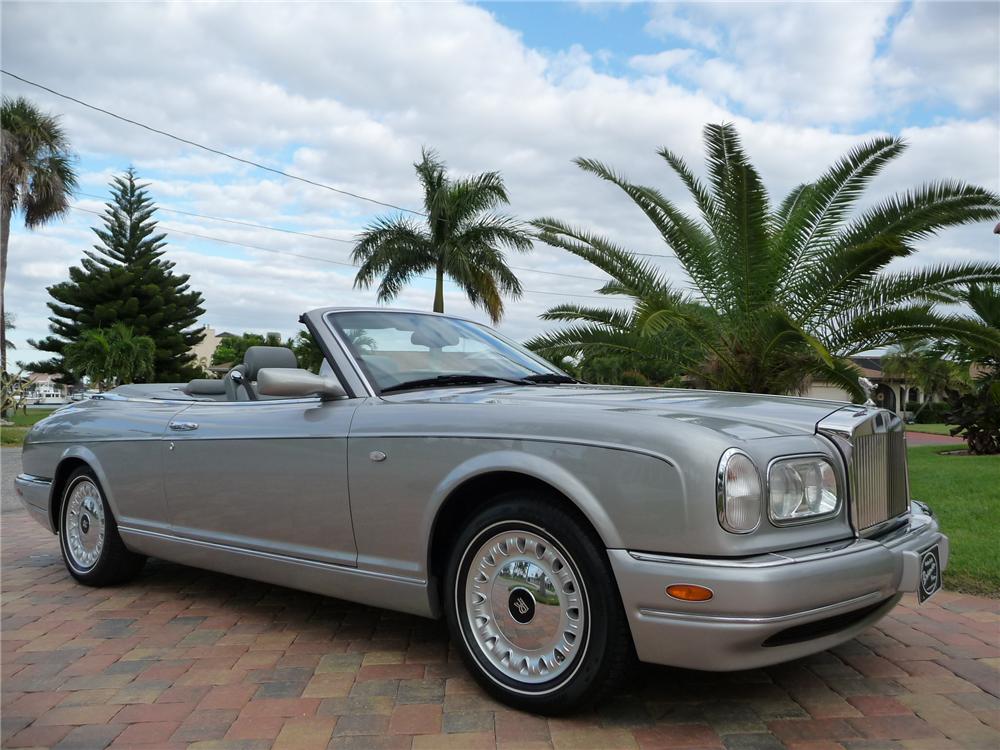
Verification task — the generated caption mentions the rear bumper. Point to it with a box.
[14,474,54,532]
[610,503,947,671]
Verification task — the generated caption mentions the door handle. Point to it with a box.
[168,421,199,431]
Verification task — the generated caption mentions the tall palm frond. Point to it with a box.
[352,149,531,323]
[1,96,78,375]
[531,123,1000,396]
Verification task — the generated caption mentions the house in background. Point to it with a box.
[804,355,935,416]
[188,325,235,376]
[201,330,283,377]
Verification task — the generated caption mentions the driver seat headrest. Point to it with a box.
[244,346,297,380]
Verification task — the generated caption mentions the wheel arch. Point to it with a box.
[48,448,117,531]
[425,452,621,615]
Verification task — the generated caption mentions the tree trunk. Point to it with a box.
[909,388,936,422]
[433,260,445,314]
[1,201,10,376]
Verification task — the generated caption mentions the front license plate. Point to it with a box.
[918,545,942,603]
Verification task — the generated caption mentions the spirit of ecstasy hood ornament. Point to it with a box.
[858,377,877,407]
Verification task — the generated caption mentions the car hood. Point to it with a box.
[381,384,849,440]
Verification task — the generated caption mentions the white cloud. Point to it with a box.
[643,1,998,127]
[875,1,1000,114]
[646,2,899,125]
[1,1,997,364]
[644,5,721,50]
[629,49,697,75]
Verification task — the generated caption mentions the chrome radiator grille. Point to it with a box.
[818,407,910,534]
[851,427,908,530]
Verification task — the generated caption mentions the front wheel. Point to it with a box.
[58,467,146,586]
[444,493,633,714]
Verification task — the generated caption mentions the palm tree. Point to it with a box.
[530,124,1000,398]
[1,96,78,373]
[64,324,156,390]
[882,340,968,418]
[351,148,532,323]
[952,283,1000,373]
[916,355,969,405]
[3,311,14,354]
[943,283,1000,453]
[881,339,930,399]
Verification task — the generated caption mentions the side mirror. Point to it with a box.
[256,368,346,400]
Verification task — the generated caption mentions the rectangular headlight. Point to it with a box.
[768,456,840,525]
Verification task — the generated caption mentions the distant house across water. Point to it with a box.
[25,373,70,405]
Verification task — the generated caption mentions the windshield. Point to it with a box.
[327,311,567,393]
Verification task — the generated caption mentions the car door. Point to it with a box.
[68,399,192,535]
[161,396,359,566]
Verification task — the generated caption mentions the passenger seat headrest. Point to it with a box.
[183,379,226,395]
[410,327,460,350]
[244,346,297,380]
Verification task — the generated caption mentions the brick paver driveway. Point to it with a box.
[2,500,998,749]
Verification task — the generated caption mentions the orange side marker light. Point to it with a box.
[666,584,713,602]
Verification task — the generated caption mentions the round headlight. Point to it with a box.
[768,457,839,524]
[717,449,762,534]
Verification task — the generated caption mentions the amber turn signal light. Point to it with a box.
[666,584,713,602]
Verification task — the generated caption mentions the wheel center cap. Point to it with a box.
[507,587,536,624]
[80,515,90,534]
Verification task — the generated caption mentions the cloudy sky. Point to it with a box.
[3,1,998,361]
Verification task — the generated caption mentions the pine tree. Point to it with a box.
[28,169,205,381]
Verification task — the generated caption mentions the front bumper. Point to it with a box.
[14,474,54,532]
[610,503,948,671]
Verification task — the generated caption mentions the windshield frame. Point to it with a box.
[324,309,569,396]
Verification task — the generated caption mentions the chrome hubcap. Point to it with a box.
[464,528,586,685]
[65,479,106,570]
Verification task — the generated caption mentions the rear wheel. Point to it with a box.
[444,492,633,714]
[58,468,145,586]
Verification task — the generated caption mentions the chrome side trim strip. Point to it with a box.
[118,526,424,586]
[639,591,884,625]
[15,473,52,486]
[348,433,676,467]
[27,433,675,464]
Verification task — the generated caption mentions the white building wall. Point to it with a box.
[189,326,223,373]
[803,384,853,402]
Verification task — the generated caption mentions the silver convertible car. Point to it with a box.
[16,307,948,713]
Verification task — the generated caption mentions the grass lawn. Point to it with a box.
[905,423,956,436]
[1,408,57,446]
[907,445,999,596]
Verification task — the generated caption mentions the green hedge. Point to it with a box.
[904,401,951,423]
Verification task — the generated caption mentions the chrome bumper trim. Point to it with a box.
[629,505,934,570]
[14,474,55,533]
[612,503,946,672]
[638,590,883,625]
